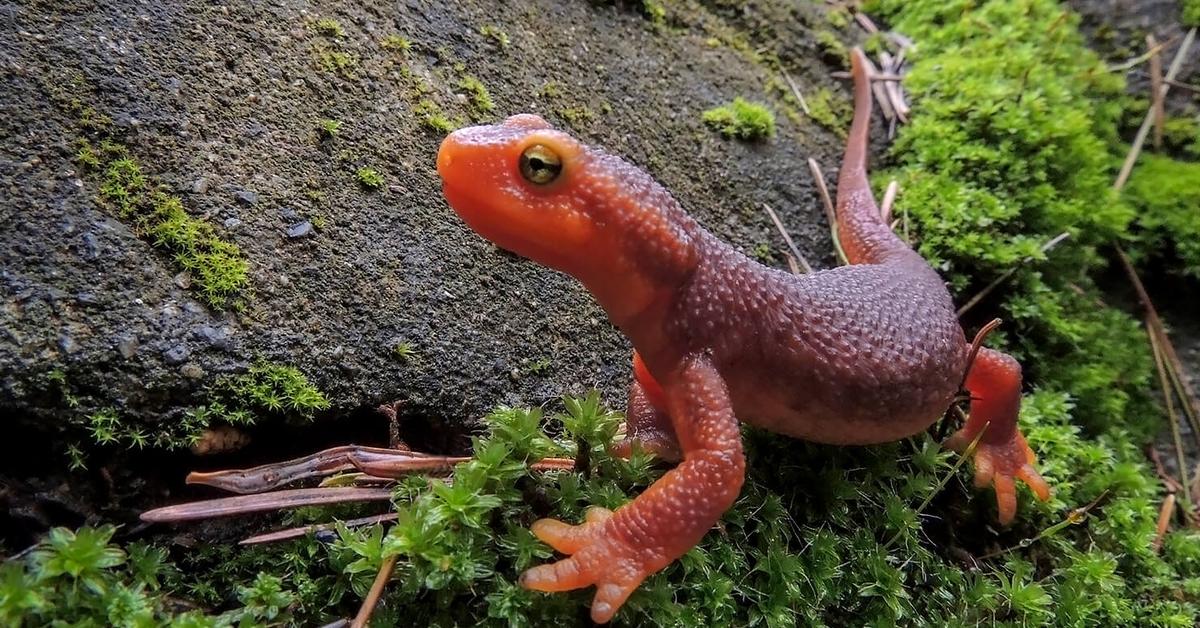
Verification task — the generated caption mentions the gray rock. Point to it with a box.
[285,220,312,238]
[234,189,258,206]
[162,344,190,365]
[0,0,840,440]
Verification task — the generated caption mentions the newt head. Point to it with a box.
[437,114,699,323]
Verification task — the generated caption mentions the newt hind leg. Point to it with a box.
[946,347,1051,524]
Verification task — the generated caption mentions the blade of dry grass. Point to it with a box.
[351,555,399,628]
[762,202,813,273]
[956,232,1070,317]
[1148,35,1165,150]
[1114,28,1196,190]
[807,158,848,266]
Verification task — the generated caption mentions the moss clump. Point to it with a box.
[313,43,358,78]
[74,140,100,169]
[355,167,384,190]
[1123,153,1200,277]
[1184,0,1200,26]
[317,118,341,138]
[458,75,495,114]
[312,17,344,38]
[381,34,412,54]
[218,361,331,419]
[94,150,248,309]
[702,97,776,140]
[415,99,456,133]
[0,525,292,626]
[806,88,849,138]
[479,25,510,48]
[1162,115,1199,157]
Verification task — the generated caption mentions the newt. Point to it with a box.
[436,48,1050,623]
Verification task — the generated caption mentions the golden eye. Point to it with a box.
[519,144,563,185]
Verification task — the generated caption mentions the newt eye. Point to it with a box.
[519,144,562,185]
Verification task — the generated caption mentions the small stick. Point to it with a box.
[240,513,400,545]
[979,491,1108,560]
[140,488,394,523]
[880,179,899,224]
[956,232,1070,317]
[807,158,849,265]
[1164,78,1200,93]
[1116,247,1200,448]
[762,202,813,273]
[1154,493,1177,552]
[1149,319,1193,518]
[780,67,810,115]
[853,11,879,35]
[1114,27,1196,190]
[784,253,803,275]
[1148,35,1165,150]
[351,555,399,628]
[1106,35,1179,73]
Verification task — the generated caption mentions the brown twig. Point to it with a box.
[762,202,813,273]
[1114,28,1196,190]
[806,158,849,265]
[240,513,400,545]
[1106,35,1180,72]
[1116,247,1200,449]
[1165,78,1200,93]
[1153,493,1177,552]
[961,318,1002,388]
[1149,317,1193,519]
[779,67,810,115]
[351,555,399,628]
[1147,35,1165,150]
[956,232,1070,317]
[140,488,394,523]
[880,179,899,225]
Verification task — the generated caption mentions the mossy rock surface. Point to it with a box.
[0,0,852,512]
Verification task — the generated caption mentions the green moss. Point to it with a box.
[218,361,330,420]
[392,341,419,363]
[74,140,100,169]
[92,151,248,309]
[1184,0,1200,26]
[458,75,495,114]
[312,17,344,38]
[317,118,341,138]
[1123,153,1200,276]
[806,88,849,138]
[415,99,456,133]
[702,97,776,140]
[815,29,848,63]
[479,24,510,48]
[381,34,412,54]
[313,43,358,78]
[751,242,773,263]
[355,167,384,190]
[1162,115,1199,157]
[0,525,290,626]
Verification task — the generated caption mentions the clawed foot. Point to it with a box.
[946,428,1051,524]
[520,507,658,624]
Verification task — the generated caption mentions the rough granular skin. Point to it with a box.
[438,47,1050,624]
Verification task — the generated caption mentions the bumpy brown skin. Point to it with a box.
[437,48,1050,623]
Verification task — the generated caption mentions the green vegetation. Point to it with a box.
[318,118,341,138]
[313,43,358,78]
[381,34,412,54]
[702,97,776,140]
[74,140,100,169]
[93,146,248,309]
[313,17,344,38]
[1184,0,1200,26]
[0,525,292,626]
[1123,154,1200,277]
[415,99,456,133]
[806,87,849,138]
[479,25,510,48]
[392,341,419,363]
[458,75,495,114]
[641,0,666,25]
[355,167,385,189]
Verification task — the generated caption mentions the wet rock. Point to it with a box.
[234,189,257,206]
[162,344,190,365]
[0,0,840,439]
[285,221,312,238]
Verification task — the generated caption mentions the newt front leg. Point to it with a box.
[521,353,744,623]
